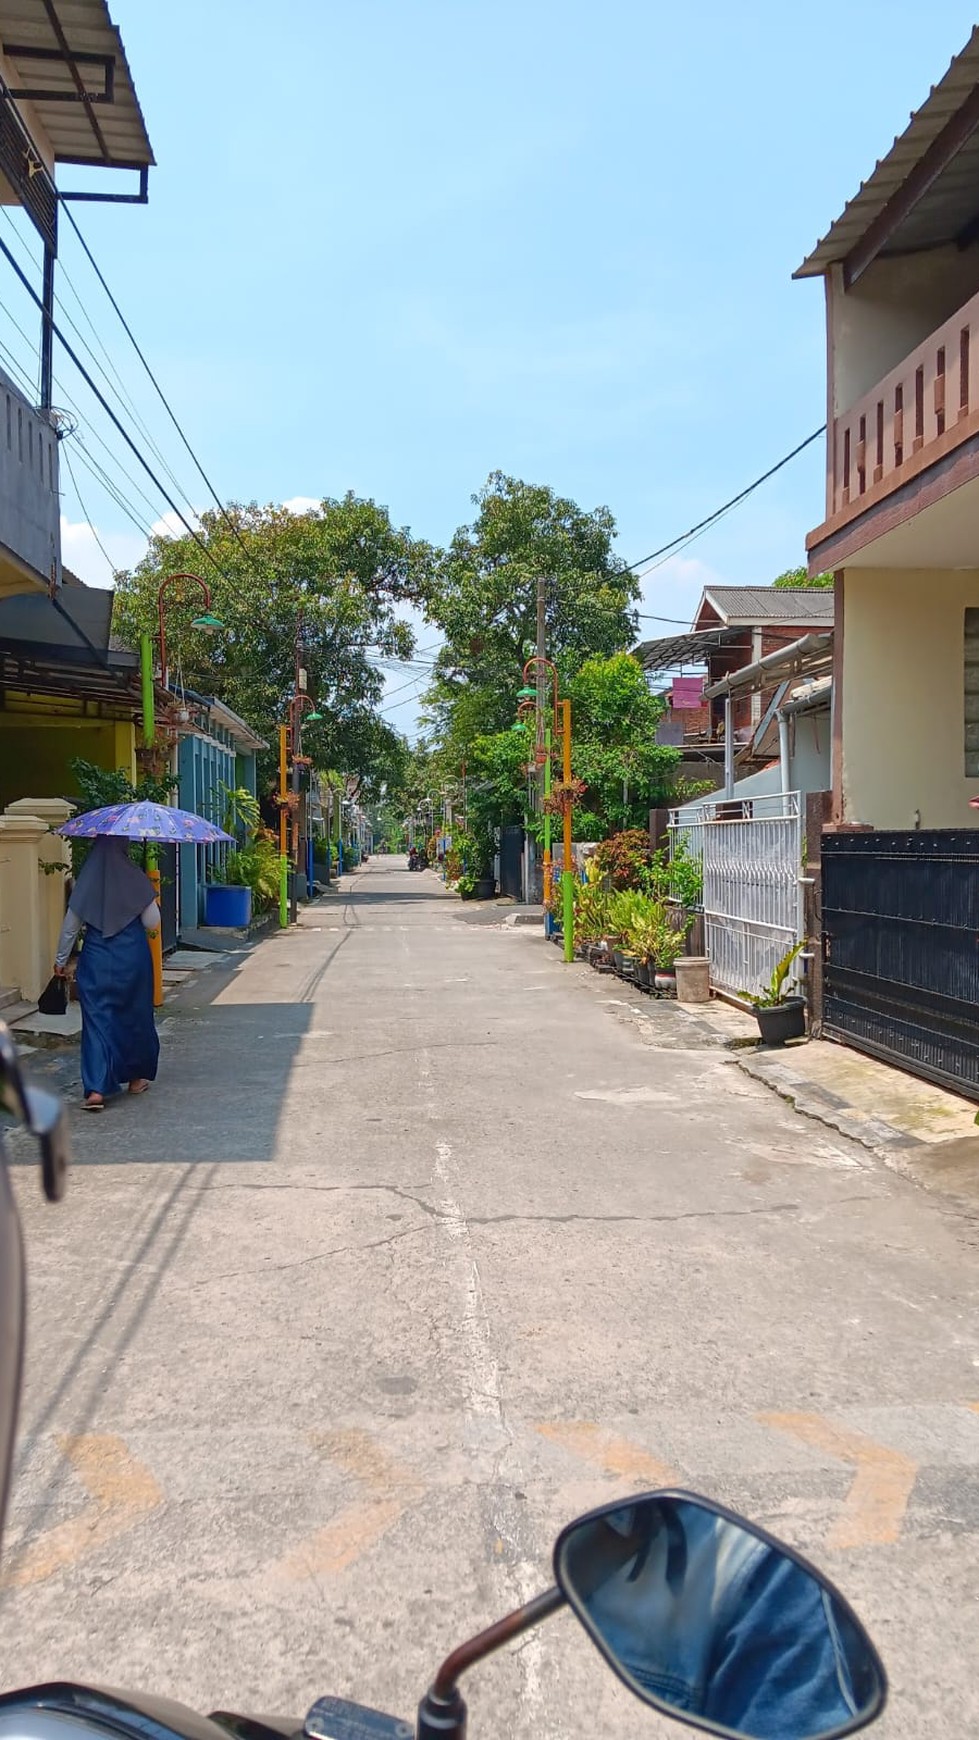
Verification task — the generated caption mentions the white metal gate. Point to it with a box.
[670,792,802,998]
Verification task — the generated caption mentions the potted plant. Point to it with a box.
[653,914,693,996]
[205,787,283,927]
[626,906,660,991]
[741,943,807,1045]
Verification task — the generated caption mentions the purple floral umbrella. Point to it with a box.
[58,801,233,844]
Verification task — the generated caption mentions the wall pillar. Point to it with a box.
[112,720,137,782]
[5,797,75,988]
[803,790,832,1035]
[0,814,48,999]
[2,796,74,1002]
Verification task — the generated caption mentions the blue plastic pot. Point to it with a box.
[204,884,252,927]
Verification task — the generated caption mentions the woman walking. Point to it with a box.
[54,836,161,1112]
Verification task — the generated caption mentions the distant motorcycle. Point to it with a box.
[408,847,427,871]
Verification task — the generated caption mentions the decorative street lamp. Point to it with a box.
[156,572,224,690]
[515,658,573,958]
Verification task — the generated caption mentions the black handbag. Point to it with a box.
[37,975,68,1016]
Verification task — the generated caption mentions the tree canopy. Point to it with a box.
[772,566,833,589]
[421,473,641,746]
[113,493,437,789]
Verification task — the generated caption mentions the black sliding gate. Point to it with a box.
[822,830,979,1100]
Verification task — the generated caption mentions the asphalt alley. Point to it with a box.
[3,856,978,1739]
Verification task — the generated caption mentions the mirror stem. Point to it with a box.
[417,1587,565,1740]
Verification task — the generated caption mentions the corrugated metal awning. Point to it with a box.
[796,27,979,278]
[633,626,741,674]
[0,0,154,169]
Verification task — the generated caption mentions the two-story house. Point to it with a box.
[0,2,153,601]
[0,2,154,1009]
[799,29,979,1096]
[636,584,833,791]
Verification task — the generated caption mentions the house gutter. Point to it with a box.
[778,712,791,796]
[703,631,833,699]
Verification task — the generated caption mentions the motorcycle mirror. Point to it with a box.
[0,1023,69,1202]
[553,1491,886,1740]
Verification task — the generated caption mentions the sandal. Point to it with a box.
[128,1080,151,1096]
[82,1095,104,1113]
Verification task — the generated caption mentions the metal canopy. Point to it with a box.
[0,640,137,707]
[632,625,741,674]
[0,0,154,171]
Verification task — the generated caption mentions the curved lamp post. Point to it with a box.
[156,572,224,690]
[519,658,562,930]
[280,690,324,925]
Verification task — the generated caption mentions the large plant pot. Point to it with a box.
[675,955,710,1005]
[654,970,677,996]
[755,997,807,1046]
[474,875,497,900]
[637,961,651,989]
[204,884,252,927]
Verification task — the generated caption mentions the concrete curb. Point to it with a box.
[735,1049,920,1162]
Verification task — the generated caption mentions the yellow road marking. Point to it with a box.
[275,1428,419,1582]
[1,1434,162,1590]
[761,1413,917,1549]
[536,1422,676,1485]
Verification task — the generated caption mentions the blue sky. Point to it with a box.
[5,0,977,733]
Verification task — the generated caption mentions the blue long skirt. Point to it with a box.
[76,918,160,1098]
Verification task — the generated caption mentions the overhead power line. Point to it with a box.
[0,228,234,590]
[0,205,200,521]
[626,427,825,577]
[61,440,121,581]
[59,200,267,583]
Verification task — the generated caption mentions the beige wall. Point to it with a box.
[841,568,979,829]
[828,249,979,416]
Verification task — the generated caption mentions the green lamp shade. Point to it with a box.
[517,686,537,699]
[305,710,324,722]
[191,612,224,632]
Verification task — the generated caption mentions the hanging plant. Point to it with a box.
[542,777,587,816]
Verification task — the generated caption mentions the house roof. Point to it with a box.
[0,0,155,170]
[796,27,979,279]
[0,578,119,656]
[207,696,267,753]
[697,586,835,628]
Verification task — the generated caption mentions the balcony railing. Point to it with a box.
[830,287,979,522]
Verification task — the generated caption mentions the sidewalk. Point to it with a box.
[665,992,979,1207]
[555,941,979,1206]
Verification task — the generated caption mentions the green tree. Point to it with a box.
[566,653,680,836]
[460,654,681,848]
[423,472,640,743]
[772,566,833,589]
[113,493,439,790]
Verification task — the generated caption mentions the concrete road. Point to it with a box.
[3,856,978,1739]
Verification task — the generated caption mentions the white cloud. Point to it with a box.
[637,552,725,632]
[150,510,191,539]
[282,495,322,516]
[59,515,146,589]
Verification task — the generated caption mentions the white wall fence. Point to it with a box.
[670,792,803,999]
